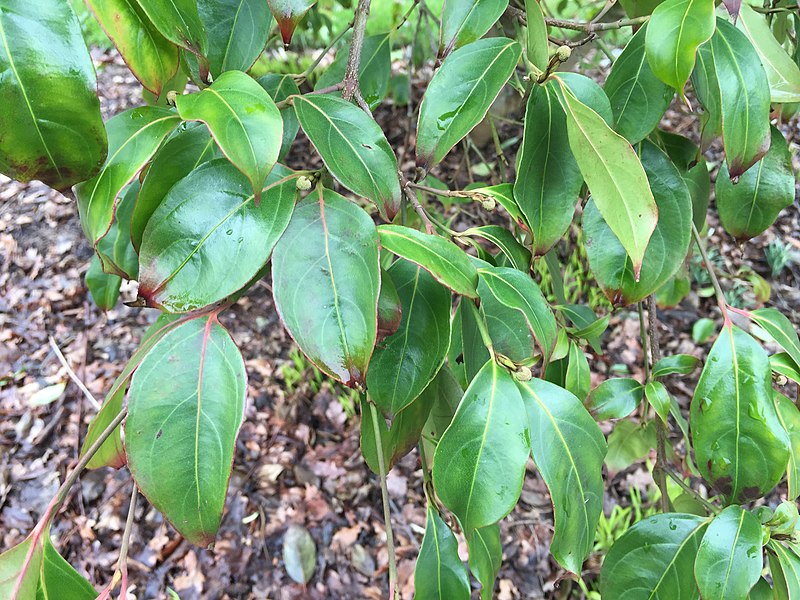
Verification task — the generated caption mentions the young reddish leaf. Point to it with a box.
[433,360,529,532]
[439,0,509,55]
[85,0,180,96]
[74,107,180,245]
[367,259,451,415]
[126,316,247,546]
[552,78,658,280]
[414,504,471,599]
[0,0,107,190]
[378,225,479,298]
[138,160,298,312]
[293,94,402,220]
[266,0,316,46]
[133,0,207,57]
[175,71,283,202]
[376,269,402,341]
[690,325,790,503]
[416,37,521,169]
[272,188,380,388]
[722,0,741,19]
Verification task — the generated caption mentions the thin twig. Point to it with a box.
[49,336,101,410]
[342,0,372,101]
[644,296,670,513]
[97,484,138,600]
[691,222,730,322]
[401,183,436,234]
[299,21,355,83]
[507,5,649,32]
[664,467,718,514]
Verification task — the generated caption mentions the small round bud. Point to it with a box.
[557,45,572,62]
[480,196,496,211]
[515,366,533,382]
[296,176,312,191]
[166,90,178,106]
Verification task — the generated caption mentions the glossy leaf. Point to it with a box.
[132,123,220,250]
[133,0,206,57]
[772,352,800,385]
[691,38,723,150]
[652,354,700,378]
[85,254,121,311]
[258,74,301,161]
[583,140,691,304]
[139,160,298,312]
[601,513,708,599]
[514,83,582,255]
[517,378,606,573]
[473,184,528,232]
[769,541,800,598]
[558,304,607,354]
[619,0,665,17]
[85,0,179,96]
[524,0,548,71]
[266,0,316,46]
[75,107,180,245]
[38,535,97,599]
[314,34,391,108]
[477,266,557,363]
[560,72,614,126]
[0,0,107,190]
[0,537,41,599]
[696,18,771,178]
[422,365,464,443]
[553,78,657,278]
[605,24,673,143]
[367,259,451,414]
[414,504,470,599]
[750,307,800,371]
[273,188,380,387]
[645,380,671,422]
[378,225,478,298]
[196,0,270,78]
[417,37,521,169]
[657,130,710,229]
[585,377,644,420]
[126,316,247,545]
[467,524,502,600]
[96,181,139,278]
[361,392,432,473]
[460,226,531,271]
[775,392,800,500]
[439,0,509,55]
[376,269,402,340]
[175,71,283,201]
[694,505,762,600]
[690,325,790,502]
[717,127,794,241]
[645,0,715,94]
[738,3,800,104]
[565,342,590,402]
[458,300,491,385]
[294,94,401,219]
[433,360,529,532]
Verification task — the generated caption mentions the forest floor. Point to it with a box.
[1,50,800,600]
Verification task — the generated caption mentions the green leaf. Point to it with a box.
[748,578,773,600]
[74,107,180,245]
[692,317,716,344]
[282,524,316,584]
[414,504,471,600]
[257,74,301,160]
[552,78,657,278]
[772,352,800,385]
[96,181,139,279]
[472,184,529,232]
[138,160,297,312]
[695,18,772,178]
[0,0,107,190]
[133,0,207,57]
[175,71,283,201]
[750,307,800,371]
[422,365,464,443]
[738,3,800,104]
[86,0,179,96]
[367,259,451,414]
[524,0,548,71]
[0,537,41,599]
[645,0,716,94]
[37,535,96,599]
[314,33,391,109]
[293,94,401,220]
[417,37,521,169]
[769,541,800,599]
[585,378,644,420]
[559,72,614,126]
[657,130,710,230]
[605,24,673,143]
[619,0,665,17]
[717,127,795,241]
[517,378,606,574]
[126,315,246,545]
[565,342,590,402]
[85,254,121,311]
[460,226,531,271]
[775,392,800,500]
[652,354,701,378]
[266,0,315,46]
[439,0,509,55]
[196,0,271,78]
[645,380,671,422]
[694,505,762,600]
[376,268,402,340]
[691,36,723,150]
[361,392,433,473]
[467,524,502,600]
[378,225,478,298]
[272,188,380,387]
[605,419,656,473]
[132,123,220,250]
[477,266,557,363]
[81,314,183,470]
[514,83,582,255]
[601,513,708,599]
[433,360,529,532]
[557,304,607,353]
[583,140,691,304]
[690,325,790,503]
[457,301,491,385]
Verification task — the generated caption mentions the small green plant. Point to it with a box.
[765,238,796,277]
